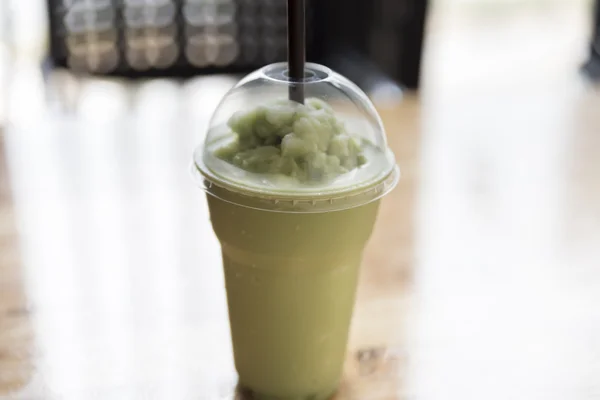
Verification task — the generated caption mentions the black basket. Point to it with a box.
[47,0,427,89]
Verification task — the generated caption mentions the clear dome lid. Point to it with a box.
[193,62,399,212]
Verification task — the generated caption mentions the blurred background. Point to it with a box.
[2,0,600,399]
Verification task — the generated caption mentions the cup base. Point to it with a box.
[240,384,337,400]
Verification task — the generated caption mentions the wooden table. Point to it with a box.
[2,2,600,399]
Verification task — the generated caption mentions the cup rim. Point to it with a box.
[191,159,400,214]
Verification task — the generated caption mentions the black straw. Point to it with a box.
[287,0,305,104]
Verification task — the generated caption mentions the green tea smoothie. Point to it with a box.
[193,63,398,400]
[208,189,380,400]
[214,98,367,181]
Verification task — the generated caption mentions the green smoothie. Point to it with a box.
[208,187,380,400]
[213,98,367,182]
[194,82,397,399]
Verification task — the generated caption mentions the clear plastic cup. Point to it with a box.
[192,62,399,400]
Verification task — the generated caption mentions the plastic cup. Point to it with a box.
[193,63,399,400]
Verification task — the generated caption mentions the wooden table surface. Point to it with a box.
[2,2,600,399]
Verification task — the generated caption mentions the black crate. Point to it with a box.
[47,0,428,89]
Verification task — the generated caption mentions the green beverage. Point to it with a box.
[193,63,398,400]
